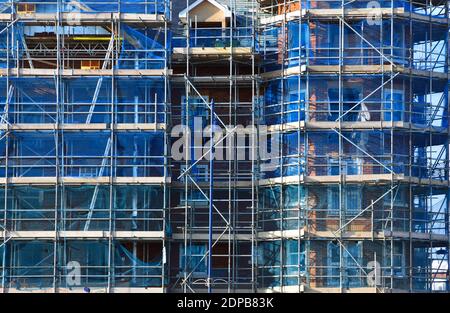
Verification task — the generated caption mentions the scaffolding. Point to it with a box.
[0,0,448,293]
[0,0,171,293]
[168,0,258,292]
[257,0,450,292]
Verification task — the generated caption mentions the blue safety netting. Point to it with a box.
[63,185,110,230]
[114,185,164,231]
[263,76,306,125]
[115,243,163,287]
[258,185,305,231]
[116,131,165,177]
[258,240,306,288]
[179,96,210,183]
[412,246,429,290]
[0,24,8,68]
[1,25,167,70]
[4,186,56,231]
[263,18,447,72]
[302,0,448,18]
[307,20,407,67]
[0,30,7,68]
[260,131,305,179]
[0,130,166,178]
[262,75,449,129]
[261,21,308,72]
[2,1,446,18]
[326,241,363,288]
[0,77,166,124]
[0,24,24,69]
[118,25,166,70]
[0,185,164,232]
[180,244,207,274]
[258,128,448,181]
[172,27,254,49]
[2,240,163,290]
[4,241,54,289]
[0,0,169,15]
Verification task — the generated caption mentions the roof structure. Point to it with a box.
[179,0,231,21]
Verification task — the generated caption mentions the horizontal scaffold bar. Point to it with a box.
[171,75,255,84]
[0,13,168,26]
[171,180,252,188]
[0,123,167,131]
[262,65,449,80]
[172,47,254,59]
[0,68,172,77]
[258,174,450,187]
[0,230,165,240]
[265,121,449,133]
[0,177,171,185]
[259,8,449,25]
[258,286,378,293]
[170,229,449,243]
[0,287,166,294]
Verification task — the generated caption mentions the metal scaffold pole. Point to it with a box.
[208,99,215,293]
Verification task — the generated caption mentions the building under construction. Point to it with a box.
[0,0,449,293]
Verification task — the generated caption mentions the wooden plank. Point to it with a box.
[173,47,252,57]
[260,7,447,25]
[0,230,165,239]
[262,65,448,80]
[0,177,169,185]
[0,123,167,131]
[0,13,166,25]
